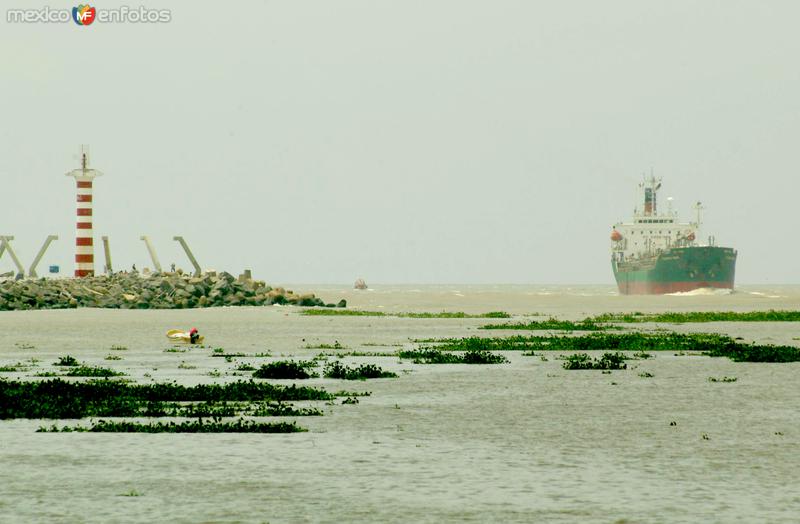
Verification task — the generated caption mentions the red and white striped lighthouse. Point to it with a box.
[65,146,103,277]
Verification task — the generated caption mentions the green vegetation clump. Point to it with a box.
[64,366,124,378]
[562,353,628,370]
[707,343,800,363]
[301,309,510,319]
[420,333,725,353]
[316,350,396,357]
[708,376,738,383]
[38,418,306,433]
[481,318,610,331]
[591,310,800,323]
[398,348,508,364]
[253,361,318,379]
[331,390,372,397]
[419,333,800,363]
[249,402,323,416]
[323,361,397,380]
[54,355,79,367]
[0,379,333,419]
[0,363,28,372]
[305,341,347,350]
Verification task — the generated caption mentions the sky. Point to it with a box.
[1,1,798,284]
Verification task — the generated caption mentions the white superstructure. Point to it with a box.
[610,177,701,262]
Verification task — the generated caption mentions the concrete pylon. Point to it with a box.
[173,236,202,276]
[140,236,162,273]
[0,236,25,278]
[102,236,112,274]
[28,235,58,278]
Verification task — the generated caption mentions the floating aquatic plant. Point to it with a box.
[418,333,800,362]
[323,361,396,380]
[562,352,628,370]
[253,361,319,379]
[0,379,333,419]
[481,318,611,331]
[301,309,510,318]
[38,418,307,433]
[708,376,738,383]
[330,390,371,397]
[304,341,347,350]
[65,366,124,378]
[0,363,29,373]
[591,310,800,323]
[397,348,508,364]
[54,355,79,367]
[249,402,322,417]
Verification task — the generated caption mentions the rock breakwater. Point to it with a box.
[0,272,345,311]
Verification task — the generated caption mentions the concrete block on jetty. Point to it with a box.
[0,272,346,311]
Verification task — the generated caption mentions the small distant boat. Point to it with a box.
[166,329,204,344]
[354,278,367,290]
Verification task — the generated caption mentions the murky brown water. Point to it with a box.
[1,285,799,522]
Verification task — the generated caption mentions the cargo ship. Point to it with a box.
[610,177,737,295]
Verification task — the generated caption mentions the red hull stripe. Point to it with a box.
[75,254,94,263]
[618,281,734,295]
[76,237,93,246]
[74,269,94,277]
[76,222,92,229]
[77,208,92,216]
[77,194,93,202]
[77,181,92,188]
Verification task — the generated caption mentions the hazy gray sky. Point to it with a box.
[1,1,798,284]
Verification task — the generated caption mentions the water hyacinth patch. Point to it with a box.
[705,343,800,363]
[323,361,397,380]
[418,333,800,362]
[398,348,508,364]
[38,418,307,433]
[0,379,333,419]
[481,318,611,331]
[301,309,510,318]
[253,361,319,379]
[54,355,79,367]
[590,310,800,323]
[708,376,738,383]
[562,353,628,370]
[0,363,29,372]
[65,366,124,378]
[249,402,323,417]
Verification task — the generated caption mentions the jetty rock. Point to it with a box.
[0,272,345,311]
[354,278,367,290]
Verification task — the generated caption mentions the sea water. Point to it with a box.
[0,285,798,522]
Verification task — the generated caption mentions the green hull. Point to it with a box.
[612,246,737,295]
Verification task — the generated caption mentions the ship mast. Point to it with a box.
[638,175,662,217]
